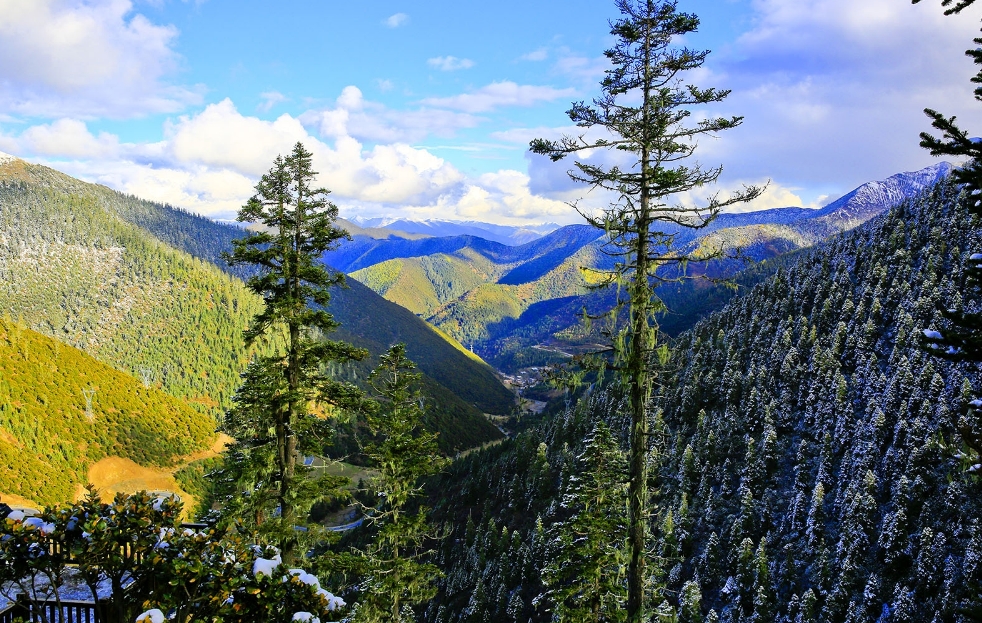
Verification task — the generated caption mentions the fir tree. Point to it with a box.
[352,344,448,622]
[218,142,367,563]
[541,421,628,623]
[914,0,982,467]
[530,3,761,619]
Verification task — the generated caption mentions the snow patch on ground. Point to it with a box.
[0,151,17,165]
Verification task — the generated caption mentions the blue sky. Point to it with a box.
[1,0,980,224]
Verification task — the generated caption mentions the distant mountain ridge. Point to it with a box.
[350,217,559,246]
[339,162,954,371]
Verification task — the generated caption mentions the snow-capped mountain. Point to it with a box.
[349,217,559,246]
[813,161,954,221]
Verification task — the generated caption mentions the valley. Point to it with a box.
[2,151,978,623]
[334,163,953,374]
[3,1,980,622]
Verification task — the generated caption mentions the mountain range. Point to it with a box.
[348,217,558,246]
[0,153,957,512]
[331,163,953,370]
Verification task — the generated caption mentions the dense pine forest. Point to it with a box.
[414,178,982,623]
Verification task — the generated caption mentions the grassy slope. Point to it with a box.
[327,278,515,420]
[426,243,603,346]
[0,317,216,506]
[351,252,499,317]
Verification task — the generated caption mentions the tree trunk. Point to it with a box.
[626,21,654,622]
[626,258,651,623]
[281,320,299,565]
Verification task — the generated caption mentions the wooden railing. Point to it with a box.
[0,523,209,622]
[0,594,103,622]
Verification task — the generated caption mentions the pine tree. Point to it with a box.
[541,421,628,623]
[677,580,702,623]
[353,344,448,622]
[218,142,368,563]
[530,3,761,619]
[914,0,982,467]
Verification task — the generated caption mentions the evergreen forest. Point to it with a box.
[3,0,982,622]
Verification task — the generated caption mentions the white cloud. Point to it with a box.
[299,86,480,143]
[59,158,257,218]
[521,48,549,62]
[384,12,408,28]
[6,100,478,219]
[420,81,577,113]
[673,179,807,214]
[6,97,585,225]
[160,99,468,207]
[257,91,288,113]
[700,0,982,195]
[167,99,311,176]
[427,56,475,71]
[473,170,571,218]
[399,170,571,223]
[0,0,199,118]
[19,119,121,159]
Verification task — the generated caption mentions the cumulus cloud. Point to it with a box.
[0,0,200,118]
[167,99,311,176]
[6,99,571,223]
[667,179,807,214]
[420,81,577,113]
[427,56,475,71]
[384,12,408,28]
[701,0,982,199]
[299,86,479,144]
[397,170,571,223]
[472,170,571,218]
[156,99,468,207]
[20,119,121,159]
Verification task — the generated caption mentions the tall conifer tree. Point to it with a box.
[914,0,982,466]
[219,142,367,563]
[352,344,447,622]
[541,421,628,623]
[530,2,761,619]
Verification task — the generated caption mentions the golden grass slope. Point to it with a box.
[0,317,217,506]
[351,252,502,317]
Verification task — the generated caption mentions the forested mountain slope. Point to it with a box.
[0,316,216,506]
[0,156,263,413]
[653,179,979,623]
[343,165,952,372]
[0,156,508,453]
[416,176,982,623]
